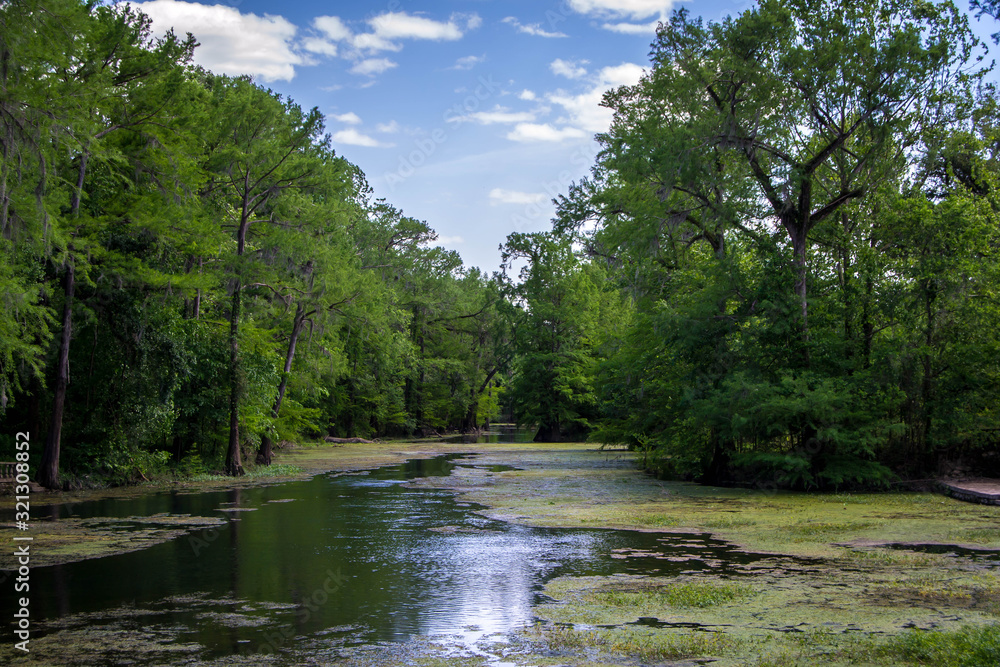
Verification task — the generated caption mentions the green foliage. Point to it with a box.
[558,0,999,487]
[0,0,510,483]
[500,232,623,441]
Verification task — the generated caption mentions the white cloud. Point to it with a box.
[302,36,338,56]
[602,20,661,34]
[489,188,547,206]
[519,90,537,101]
[436,235,465,245]
[506,123,587,143]
[332,128,392,147]
[325,11,479,77]
[368,12,464,41]
[451,106,537,125]
[351,33,402,53]
[314,16,352,41]
[547,63,645,133]
[600,63,646,87]
[550,58,588,80]
[376,121,400,134]
[135,0,303,82]
[500,63,644,144]
[331,112,362,125]
[567,0,673,20]
[501,16,567,38]
[450,55,484,71]
[350,58,397,76]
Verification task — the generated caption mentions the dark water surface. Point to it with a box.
[8,453,779,663]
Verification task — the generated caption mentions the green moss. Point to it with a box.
[0,513,226,569]
[786,520,881,536]
[704,516,758,529]
[636,512,680,527]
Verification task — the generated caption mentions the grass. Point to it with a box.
[636,512,681,527]
[189,463,304,482]
[786,520,881,537]
[531,624,738,662]
[839,624,1000,666]
[590,580,756,609]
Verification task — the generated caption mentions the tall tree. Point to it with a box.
[632,1,979,357]
[200,75,327,476]
[28,3,194,489]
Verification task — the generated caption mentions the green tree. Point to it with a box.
[501,232,625,442]
[200,75,327,476]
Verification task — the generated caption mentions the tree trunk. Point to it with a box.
[840,211,854,366]
[226,215,248,477]
[921,281,936,451]
[0,136,10,239]
[791,225,809,344]
[783,217,811,367]
[534,420,560,442]
[194,257,202,319]
[70,151,88,215]
[703,431,729,485]
[257,304,306,465]
[461,395,479,433]
[225,277,244,476]
[862,238,875,369]
[38,262,74,489]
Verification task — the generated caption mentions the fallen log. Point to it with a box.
[323,436,376,444]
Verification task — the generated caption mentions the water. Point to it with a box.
[5,453,779,664]
[438,424,536,444]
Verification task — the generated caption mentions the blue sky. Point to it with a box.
[133,0,999,273]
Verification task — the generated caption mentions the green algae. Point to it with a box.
[0,513,227,569]
[588,579,757,609]
[406,444,1000,665]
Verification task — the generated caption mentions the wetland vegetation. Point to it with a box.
[3,442,1000,665]
[3,0,1000,664]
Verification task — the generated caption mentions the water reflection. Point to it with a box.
[8,454,781,663]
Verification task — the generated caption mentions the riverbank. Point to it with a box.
[2,441,998,666]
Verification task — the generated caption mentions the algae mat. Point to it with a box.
[409,444,1000,666]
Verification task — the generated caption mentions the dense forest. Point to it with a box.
[2,0,1000,491]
